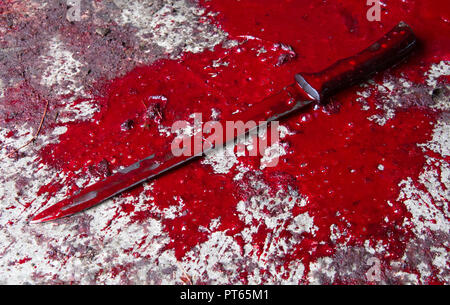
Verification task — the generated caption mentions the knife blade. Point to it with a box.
[31,22,417,223]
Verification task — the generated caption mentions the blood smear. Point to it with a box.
[36,0,448,283]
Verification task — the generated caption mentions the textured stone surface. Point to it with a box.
[0,0,448,284]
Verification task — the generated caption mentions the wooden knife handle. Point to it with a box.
[295,22,417,103]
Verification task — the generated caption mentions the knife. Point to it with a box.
[31,22,417,223]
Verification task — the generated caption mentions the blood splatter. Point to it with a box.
[32,0,449,283]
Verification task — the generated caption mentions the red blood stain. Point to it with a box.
[40,39,296,173]
[17,257,32,264]
[274,101,436,263]
[33,0,448,283]
[199,0,450,63]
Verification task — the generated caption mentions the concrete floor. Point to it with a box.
[0,0,448,284]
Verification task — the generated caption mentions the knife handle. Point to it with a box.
[295,22,417,103]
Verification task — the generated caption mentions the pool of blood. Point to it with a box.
[36,0,449,282]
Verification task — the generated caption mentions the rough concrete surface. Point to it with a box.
[0,0,448,284]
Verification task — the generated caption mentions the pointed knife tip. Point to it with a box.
[29,216,46,224]
[30,211,56,224]
[29,218,42,224]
